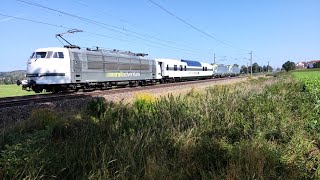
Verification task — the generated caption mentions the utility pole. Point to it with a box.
[267,61,269,72]
[247,62,249,75]
[214,53,216,64]
[250,51,253,77]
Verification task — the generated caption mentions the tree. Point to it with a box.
[240,65,247,74]
[314,62,320,68]
[263,65,267,72]
[233,64,239,67]
[252,62,260,73]
[282,61,296,72]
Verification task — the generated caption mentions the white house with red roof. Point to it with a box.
[296,60,320,69]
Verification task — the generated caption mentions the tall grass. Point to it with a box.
[1,76,320,179]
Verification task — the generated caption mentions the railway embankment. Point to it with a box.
[0,77,248,129]
[0,97,94,130]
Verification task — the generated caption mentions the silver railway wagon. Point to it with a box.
[156,58,213,81]
[231,66,240,76]
[229,65,240,77]
[213,64,229,77]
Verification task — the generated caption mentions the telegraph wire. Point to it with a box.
[17,0,210,55]
[147,0,250,52]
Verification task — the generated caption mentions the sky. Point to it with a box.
[0,0,319,71]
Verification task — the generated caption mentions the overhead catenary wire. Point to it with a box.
[16,0,211,56]
[70,0,131,24]
[147,0,250,52]
[0,13,156,49]
[0,13,210,57]
[70,0,211,54]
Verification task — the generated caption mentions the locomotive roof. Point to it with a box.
[34,47,67,52]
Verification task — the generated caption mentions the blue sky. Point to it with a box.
[1,0,319,71]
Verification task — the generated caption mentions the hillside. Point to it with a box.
[0,70,26,84]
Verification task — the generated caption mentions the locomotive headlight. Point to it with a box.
[27,59,31,64]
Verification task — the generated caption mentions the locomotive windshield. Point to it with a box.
[30,52,47,59]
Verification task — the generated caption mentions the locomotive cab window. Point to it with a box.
[31,52,47,59]
[174,65,177,71]
[180,65,183,71]
[53,52,65,59]
[46,51,53,58]
[58,52,64,58]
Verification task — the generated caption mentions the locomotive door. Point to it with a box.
[159,62,163,76]
[72,52,82,83]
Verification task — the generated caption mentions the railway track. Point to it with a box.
[0,76,245,108]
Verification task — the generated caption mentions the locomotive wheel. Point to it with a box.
[33,86,43,93]
[51,86,61,94]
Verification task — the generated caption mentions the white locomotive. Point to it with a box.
[228,65,241,77]
[17,46,220,93]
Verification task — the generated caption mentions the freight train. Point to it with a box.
[17,46,240,93]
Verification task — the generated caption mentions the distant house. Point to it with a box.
[296,61,307,69]
[296,62,306,69]
[308,60,320,68]
[296,60,320,69]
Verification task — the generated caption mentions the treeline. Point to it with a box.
[240,62,273,74]
[0,70,26,84]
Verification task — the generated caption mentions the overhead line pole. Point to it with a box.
[214,53,216,64]
[250,51,253,77]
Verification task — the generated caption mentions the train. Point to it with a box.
[17,46,240,93]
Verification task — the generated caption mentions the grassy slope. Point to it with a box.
[1,74,320,179]
[0,84,38,98]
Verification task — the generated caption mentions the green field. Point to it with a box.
[0,84,38,98]
[292,70,320,96]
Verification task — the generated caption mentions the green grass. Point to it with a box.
[1,76,320,179]
[0,84,38,98]
[292,70,320,96]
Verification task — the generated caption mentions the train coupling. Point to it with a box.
[16,80,29,86]
[17,79,36,91]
